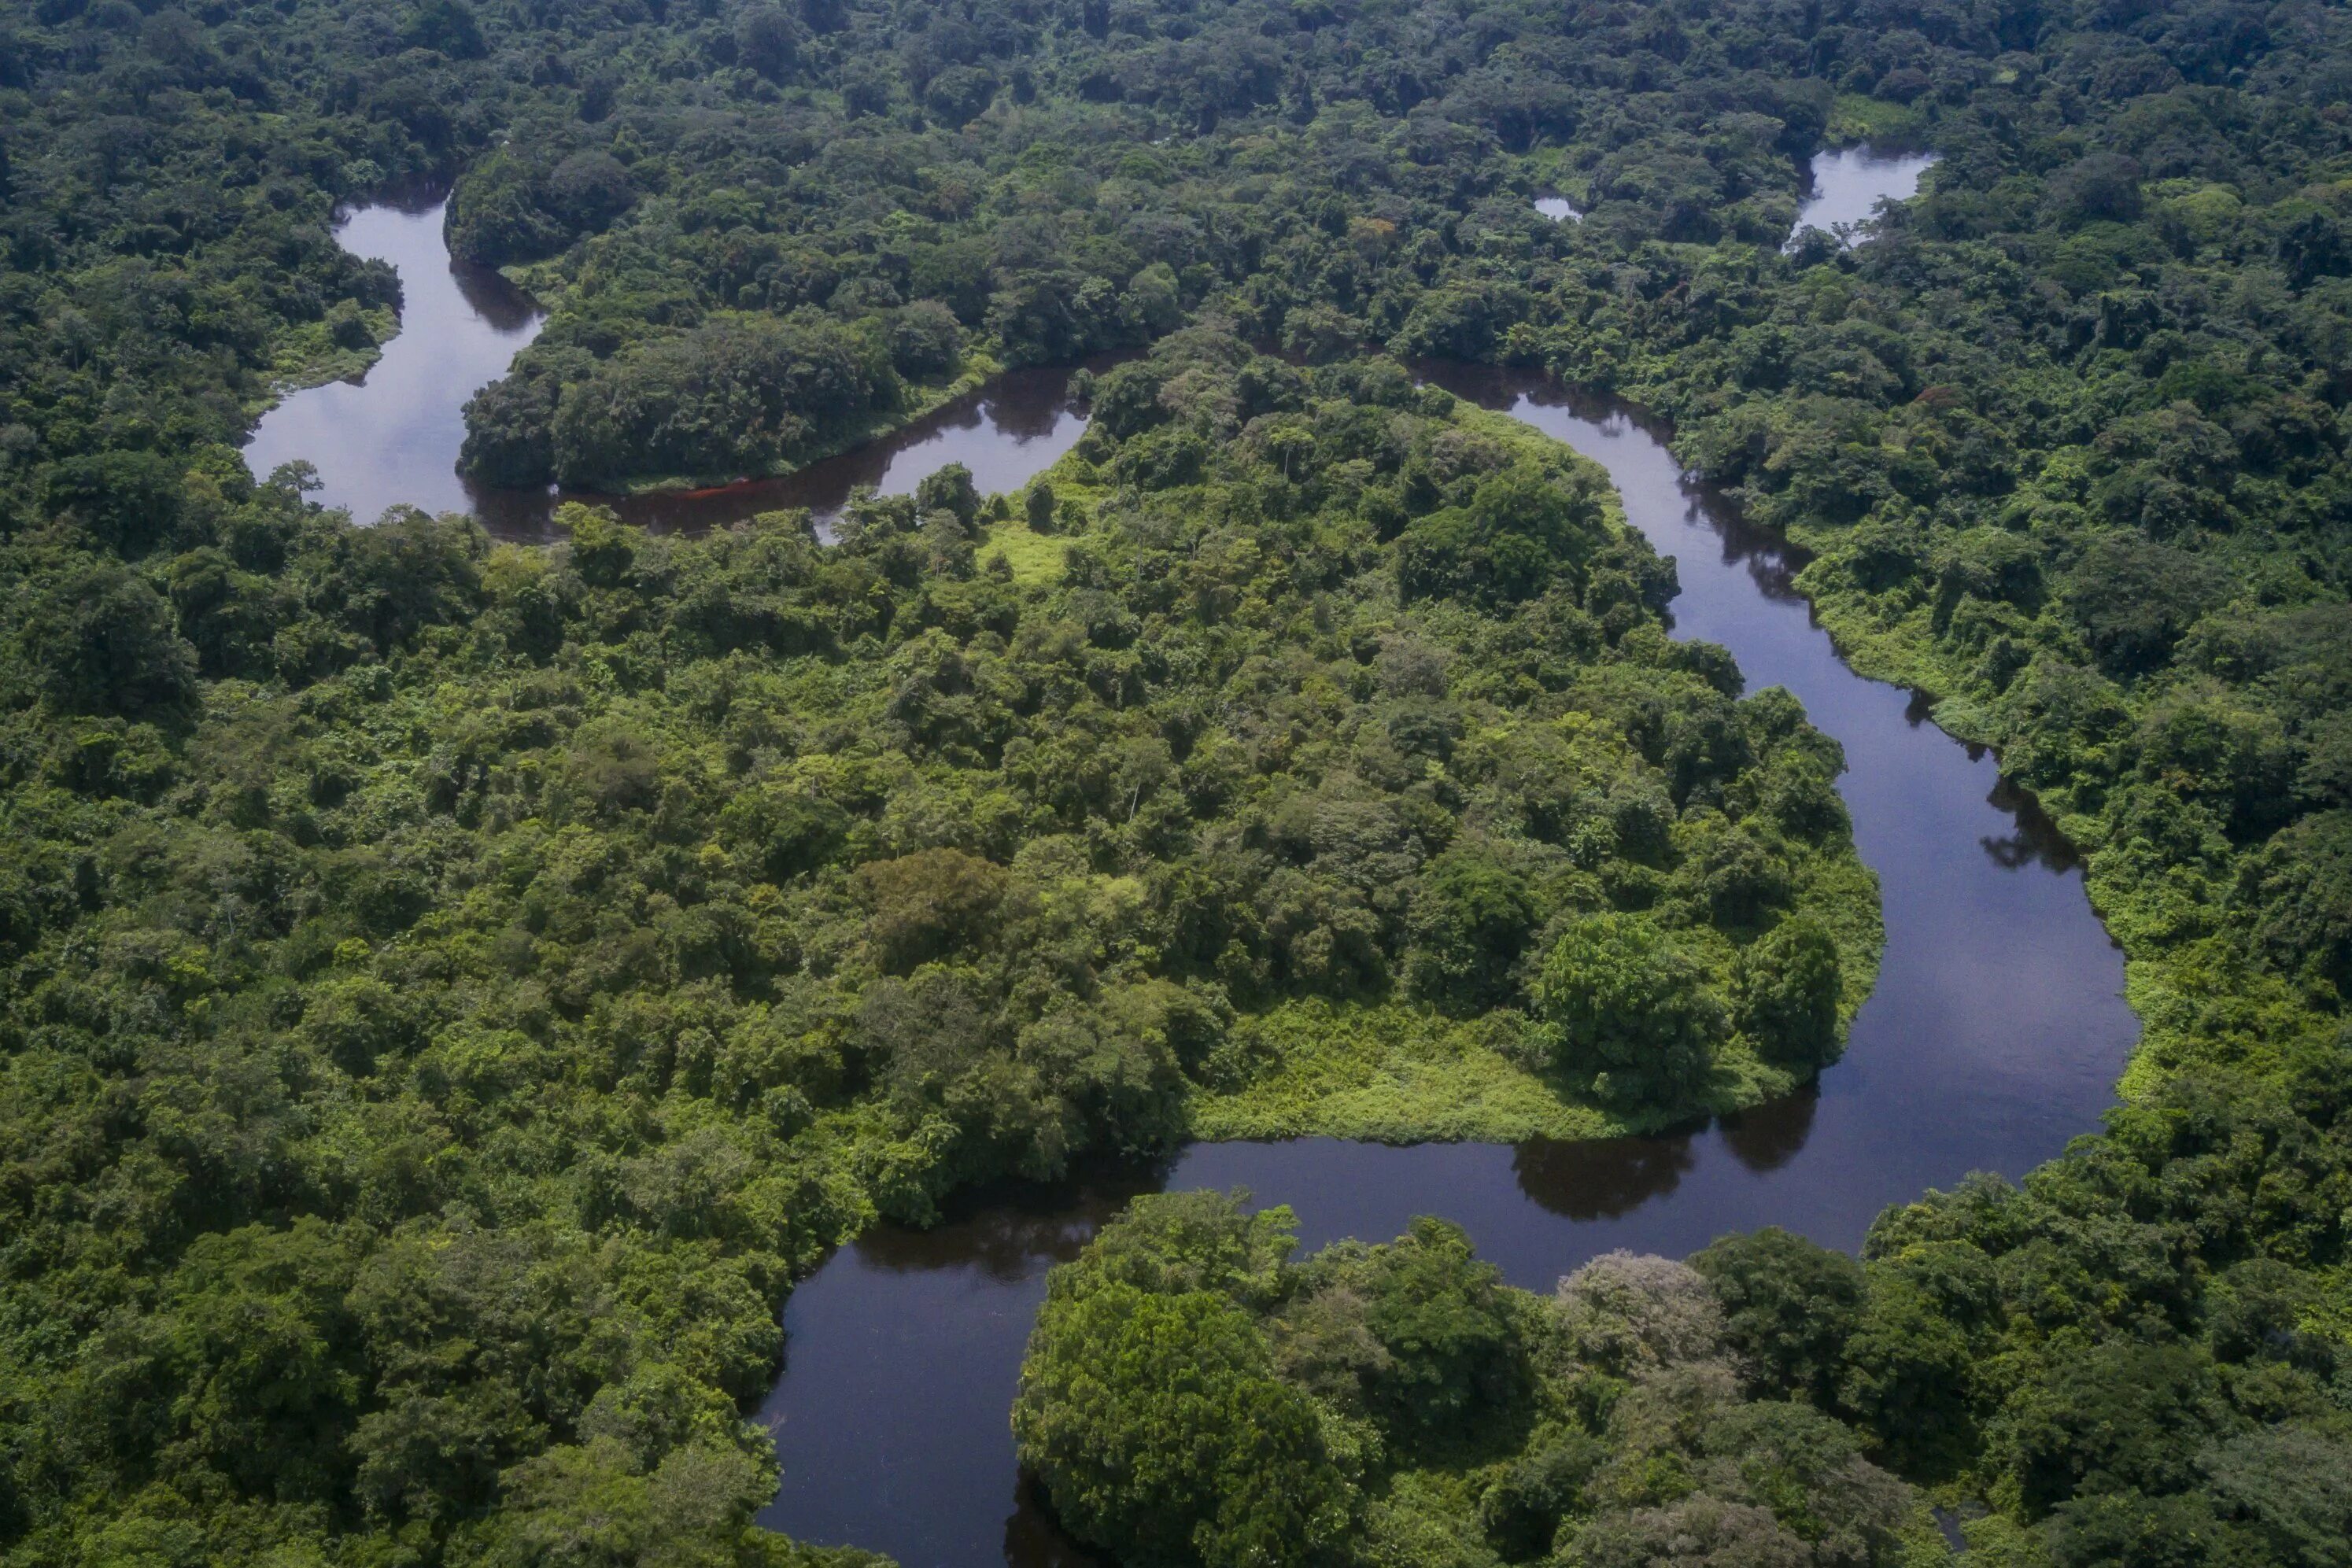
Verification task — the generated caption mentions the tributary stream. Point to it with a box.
[243,152,2132,1568]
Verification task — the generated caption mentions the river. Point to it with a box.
[239,193,1091,537]
[751,367,2136,1567]
[242,195,543,517]
[243,153,2129,1568]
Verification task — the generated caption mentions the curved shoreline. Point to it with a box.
[241,187,2140,1568]
[757,366,2140,1568]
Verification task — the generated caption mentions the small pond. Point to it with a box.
[1789,146,1940,249]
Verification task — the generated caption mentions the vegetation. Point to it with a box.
[1017,1189,1955,1568]
[5,0,2352,1559]
[0,313,1872,1562]
[1027,1031,2352,1567]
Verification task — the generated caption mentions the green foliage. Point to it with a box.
[541,315,896,489]
[1397,467,1612,607]
[13,0,2352,1558]
[1405,850,1538,1013]
[1690,1227,1866,1411]
[1283,1216,1532,1459]
[1532,913,1726,1103]
[1021,1204,1940,1568]
[0,316,1878,1562]
[1014,1197,1352,1568]
[1730,917,1845,1069]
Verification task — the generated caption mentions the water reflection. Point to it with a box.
[759,1165,1160,1566]
[1719,1089,1820,1173]
[847,1164,1169,1282]
[471,363,1098,541]
[1006,1477,1102,1568]
[1788,146,1939,250]
[243,197,543,520]
[1981,777,2084,874]
[1512,1132,1697,1220]
[759,369,2139,1568]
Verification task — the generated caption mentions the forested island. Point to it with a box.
[1,0,2349,1563]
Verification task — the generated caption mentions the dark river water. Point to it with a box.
[471,367,1093,541]
[246,160,2129,1568]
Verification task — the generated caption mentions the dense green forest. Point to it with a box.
[1,306,1878,1559]
[2,0,2350,1560]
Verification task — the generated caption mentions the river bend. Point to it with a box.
[242,155,2134,1568]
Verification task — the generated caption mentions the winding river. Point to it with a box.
[246,152,2132,1568]
[752,371,2136,1567]
[1789,146,1938,247]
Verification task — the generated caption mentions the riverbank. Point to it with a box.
[760,363,2135,1568]
[1778,522,2317,1107]
[567,357,999,497]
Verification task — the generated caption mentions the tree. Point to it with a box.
[468,1437,781,1568]
[1396,464,1609,606]
[1405,851,1538,1011]
[1993,1343,2225,1518]
[17,557,198,717]
[1025,480,1058,532]
[1014,1284,1354,1568]
[1531,914,1725,1101]
[733,6,802,82]
[858,848,1007,971]
[2064,537,2227,678]
[1689,1227,1864,1407]
[913,462,981,530]
[1730,917,1844,1068]
[44,450,183,556]
[403,0,486,58]
[1349,1218,1530,1453]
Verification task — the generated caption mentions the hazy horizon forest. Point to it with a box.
[2,0,2352,1563]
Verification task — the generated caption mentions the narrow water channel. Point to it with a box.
[469,367,1095,541]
